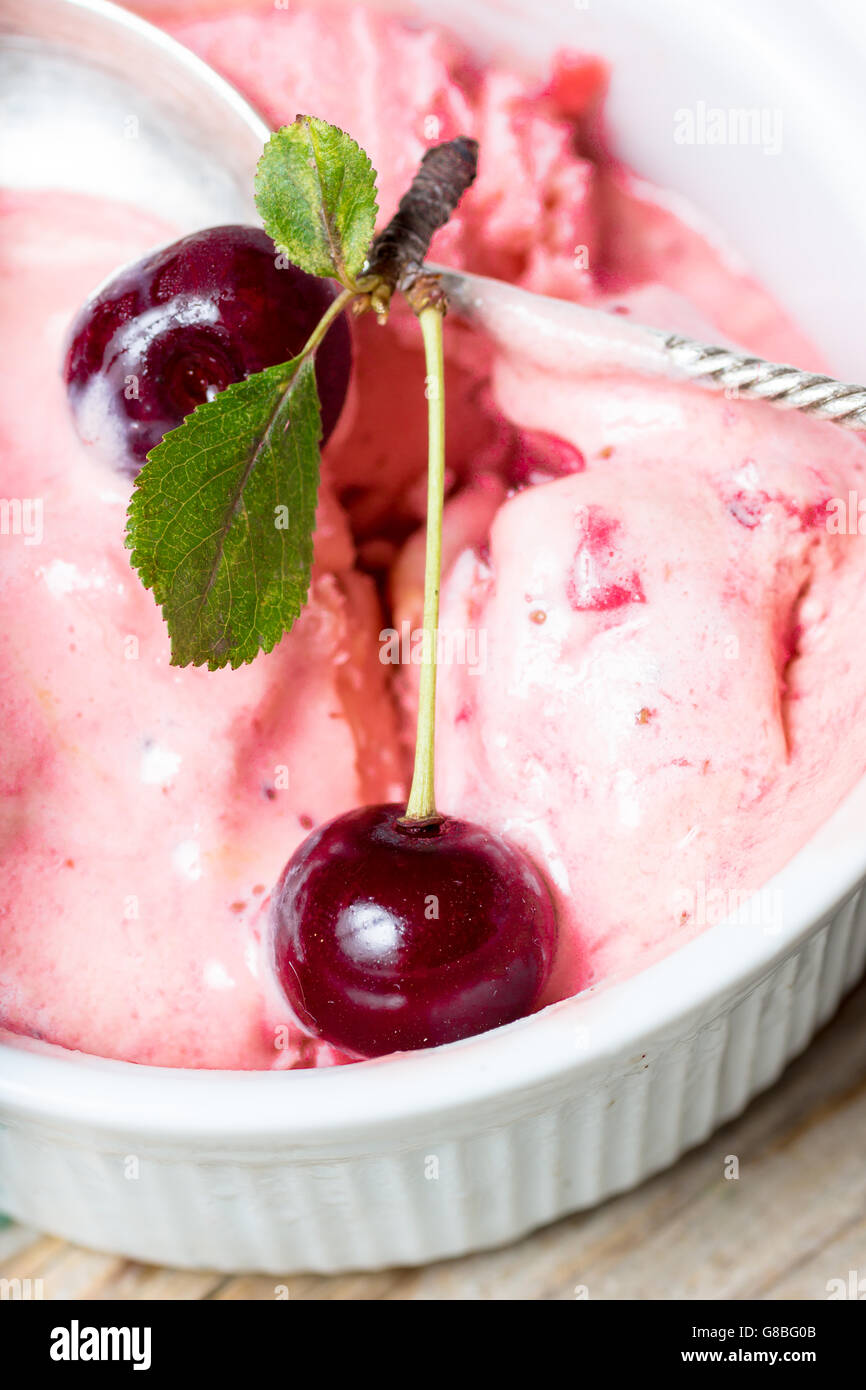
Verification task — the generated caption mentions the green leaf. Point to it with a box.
[126,357,321,670]
[254,116,378,285]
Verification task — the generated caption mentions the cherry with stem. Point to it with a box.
[65,129,558,1058]
[273,139,559,1058]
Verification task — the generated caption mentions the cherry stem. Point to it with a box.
[300,285,356,359]
[403,304,446,823]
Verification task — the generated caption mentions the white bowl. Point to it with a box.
[1,0,865,1272]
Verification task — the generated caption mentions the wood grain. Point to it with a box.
[3,976,866,1301]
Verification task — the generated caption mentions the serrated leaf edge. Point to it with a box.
[254,116,379,287]
[126,358,320,671]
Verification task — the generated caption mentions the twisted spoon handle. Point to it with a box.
[660,333,866,430]
[435,265,866,433]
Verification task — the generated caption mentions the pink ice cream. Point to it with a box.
[420,366,866,998]
[0,192,402,1068]
[2,1,865,1068]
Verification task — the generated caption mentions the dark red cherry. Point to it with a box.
[272,803,558,1058]
[63,225,351,477]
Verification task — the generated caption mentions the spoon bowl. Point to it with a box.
[0,0,268,226]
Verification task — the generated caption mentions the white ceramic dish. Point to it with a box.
[1,0,865,1273]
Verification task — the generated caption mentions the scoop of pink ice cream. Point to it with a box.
[419,360,866,997]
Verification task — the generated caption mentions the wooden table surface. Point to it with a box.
[3,975,865,1301]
